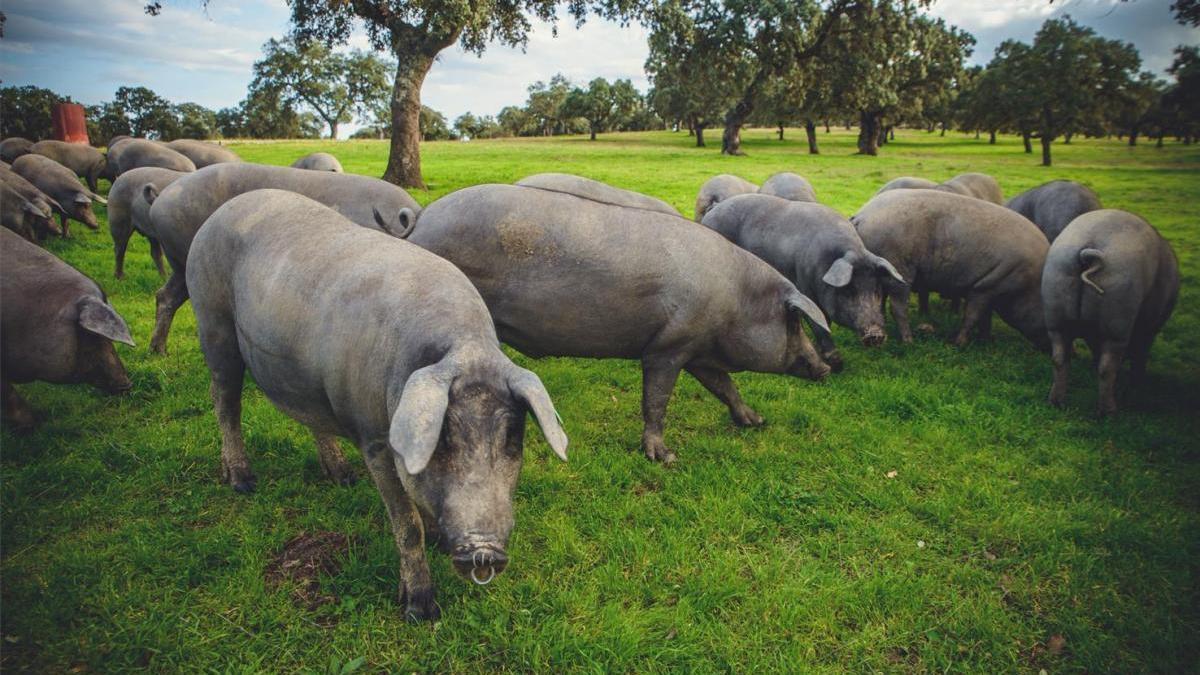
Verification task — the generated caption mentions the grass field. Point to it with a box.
[2,128,1198,672]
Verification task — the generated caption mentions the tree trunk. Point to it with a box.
[940,124,946,137]
[888,127,895,141]
[721,78,761,156]
[1128,126,1139,147]
[329,121,339,140]
[824,120,830,133]
[777,124,785,141]
[1063,132,1073,145]
[857,111,880,156]
[1041,135,1052,166]
[382,50,436,189]
[1022,131,1033,153]
[695,124,706,148]
[590,124,597,141]
[1156,133,1164,148]
[988,130,996,144]
[974,129,980,140]
[804,120,819,154]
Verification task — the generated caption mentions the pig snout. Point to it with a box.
[860,326,887,347]
[451,543,508,585]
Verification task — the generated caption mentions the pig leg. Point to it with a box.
[148,239,167,278]
[150,270,189,354]
[313,432,356,486]
[887,285,913,343]
[1047,330,1072,407]
[198,316,256,493]
[59,213,70,238]
[686,366,763,427]
[952,294,992,347]
[112,227,131,280]
[977,309,994,341]
[362,442,438,622]
[1,380,37,432]
[812,329,843,372]
[1096,340,1126,417]
[641,356,684,464]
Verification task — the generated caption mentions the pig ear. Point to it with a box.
[77,297,135,346]
[785,289,830,336]
[508,367,568,461]
[821,256,854,288]
[142,184,159,206]
[869,253,905,284]
[388,363,452,475]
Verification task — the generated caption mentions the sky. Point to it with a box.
[2,0,1196,138]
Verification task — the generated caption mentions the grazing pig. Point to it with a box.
[0,164,63,238]
[759,172,817,203]
[106,139,196,178]
[875,176,939,194]
[189,189,567,621]
[0,138,33,163]
[694,174,757,222]
[11,154,107,236]
[30,140,107,192]
[942,172,1003,204]
[107,167,186,279]
[0,183,43,241]
[516,173,681,216]
[702,194,903,368]
[164,139,242,169]
[1007,180,1102,243]
[290,152,343,172]
[853,189,1049,349]
[409,184,832,464]
[1043,210,1179,416]
[1,228,134,430]
[144,162,421,353]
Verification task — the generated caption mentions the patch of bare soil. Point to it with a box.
[263,531,349,611]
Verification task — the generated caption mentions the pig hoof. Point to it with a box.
[321,462,357,487]
[642,440,676,465]
[733,408,765,427]
[402,587,440,623]
[223,466,257,493]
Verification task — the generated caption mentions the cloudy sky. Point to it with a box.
[2,0,1195,137]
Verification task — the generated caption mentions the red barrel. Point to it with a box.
[52,103,90,144]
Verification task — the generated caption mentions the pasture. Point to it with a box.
[2,128,1198,672]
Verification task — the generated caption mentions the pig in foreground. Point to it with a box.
[188,189,567,621]
[0,165,62,239]
[1007,180,1102,243]
[0,183,45,242]
[516,173,681,216]
[0,138,33,164]
[1043,209,1179,416]
[11,154,107,236]
[144,162,421,353]
[853,189,1049,348]
[108,167,186,279]
[106,139,196,179]
[758,172,818,203]
[702,194,902,368]
[1,228,134,430]
[31,140,107,192]
[290,152,344,172]
[694,174,757,222]
[164,139,242,169]
[409,184,832,464]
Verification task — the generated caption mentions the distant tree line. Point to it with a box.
[352,74,664,141]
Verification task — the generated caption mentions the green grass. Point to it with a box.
[3,129,1198,672]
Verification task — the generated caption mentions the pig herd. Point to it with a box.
[0,135,1181,621]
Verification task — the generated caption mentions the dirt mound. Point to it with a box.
[263,531,349,610]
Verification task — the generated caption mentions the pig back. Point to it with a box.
[410,184,773,359]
